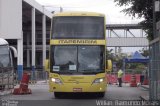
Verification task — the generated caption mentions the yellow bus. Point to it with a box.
[45,12,112,98]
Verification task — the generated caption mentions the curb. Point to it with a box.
[140,85,149,90]
[0,90,12,96]
[139,95,149,100]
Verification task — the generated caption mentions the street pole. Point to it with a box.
[151,0,157,100]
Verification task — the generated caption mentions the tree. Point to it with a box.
[139,47,149,57]
[106,49,113,60]
[106,48,126,69]
[114,0,160,41]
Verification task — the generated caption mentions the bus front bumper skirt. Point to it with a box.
[49,82,106,92]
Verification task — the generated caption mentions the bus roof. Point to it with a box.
[0,38,8,45]
[53,11,105,17]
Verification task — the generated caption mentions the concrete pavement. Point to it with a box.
[0,82,149,106]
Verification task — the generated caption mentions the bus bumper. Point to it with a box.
[49,82,106,93]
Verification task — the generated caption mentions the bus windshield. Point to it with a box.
[0,45,10,67]
[51,16,104,39]
[51,46,105,74]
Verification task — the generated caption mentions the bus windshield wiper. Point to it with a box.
[80,69,104,74]
[82,72,98,75]
[79,70,98,74]
[57,71,73,75]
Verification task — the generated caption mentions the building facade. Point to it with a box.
[0,0,52,80]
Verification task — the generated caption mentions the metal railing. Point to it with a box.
[149,60,160,100]
[14,70,49,83]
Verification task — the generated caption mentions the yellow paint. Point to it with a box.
[44,59,49,72]
[50,39,106,45]
[106,60,112,72]
[49,73,107,92]
[53,11,105,17]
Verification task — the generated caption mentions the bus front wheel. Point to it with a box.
[54,92,62,98]
[97,92,105,98]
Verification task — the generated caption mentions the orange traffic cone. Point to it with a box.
[130,74,137,87]
[13,72,32,95]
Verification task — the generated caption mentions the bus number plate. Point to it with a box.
[73,88,82,92]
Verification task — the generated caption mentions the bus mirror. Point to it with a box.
[9,46,17,58]
[45,59,49,72]
[106,60,112,72]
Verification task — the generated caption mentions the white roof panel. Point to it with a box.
[23,0,52,18]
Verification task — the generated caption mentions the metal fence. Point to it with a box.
[14,70,49,83]
[32,71,49,81]
[0,67,48,92]
[149,41,160,100]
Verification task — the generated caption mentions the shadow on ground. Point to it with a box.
[53,93,104,99]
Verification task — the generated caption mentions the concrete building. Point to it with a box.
[0,0,52,80]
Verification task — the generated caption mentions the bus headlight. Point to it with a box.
[51,78,63,84]
[92,78,104,84]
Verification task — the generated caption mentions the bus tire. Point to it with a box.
[54,92,61,98]
[97,92,105,98]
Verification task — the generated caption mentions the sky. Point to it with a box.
[36,0,143,24]
[35,0,145,54]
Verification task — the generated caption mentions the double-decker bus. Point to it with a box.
[45,12,112,98]
[0,38,17,90]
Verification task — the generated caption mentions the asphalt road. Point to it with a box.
[0,83,149,106]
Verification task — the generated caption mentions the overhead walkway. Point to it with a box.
[106,24,149,47]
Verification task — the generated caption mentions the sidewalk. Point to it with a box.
[140,84,149,100]
[36,80,48,84]
[0,90,12,96]
[0,80,48,96]
[141,85,149,90]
